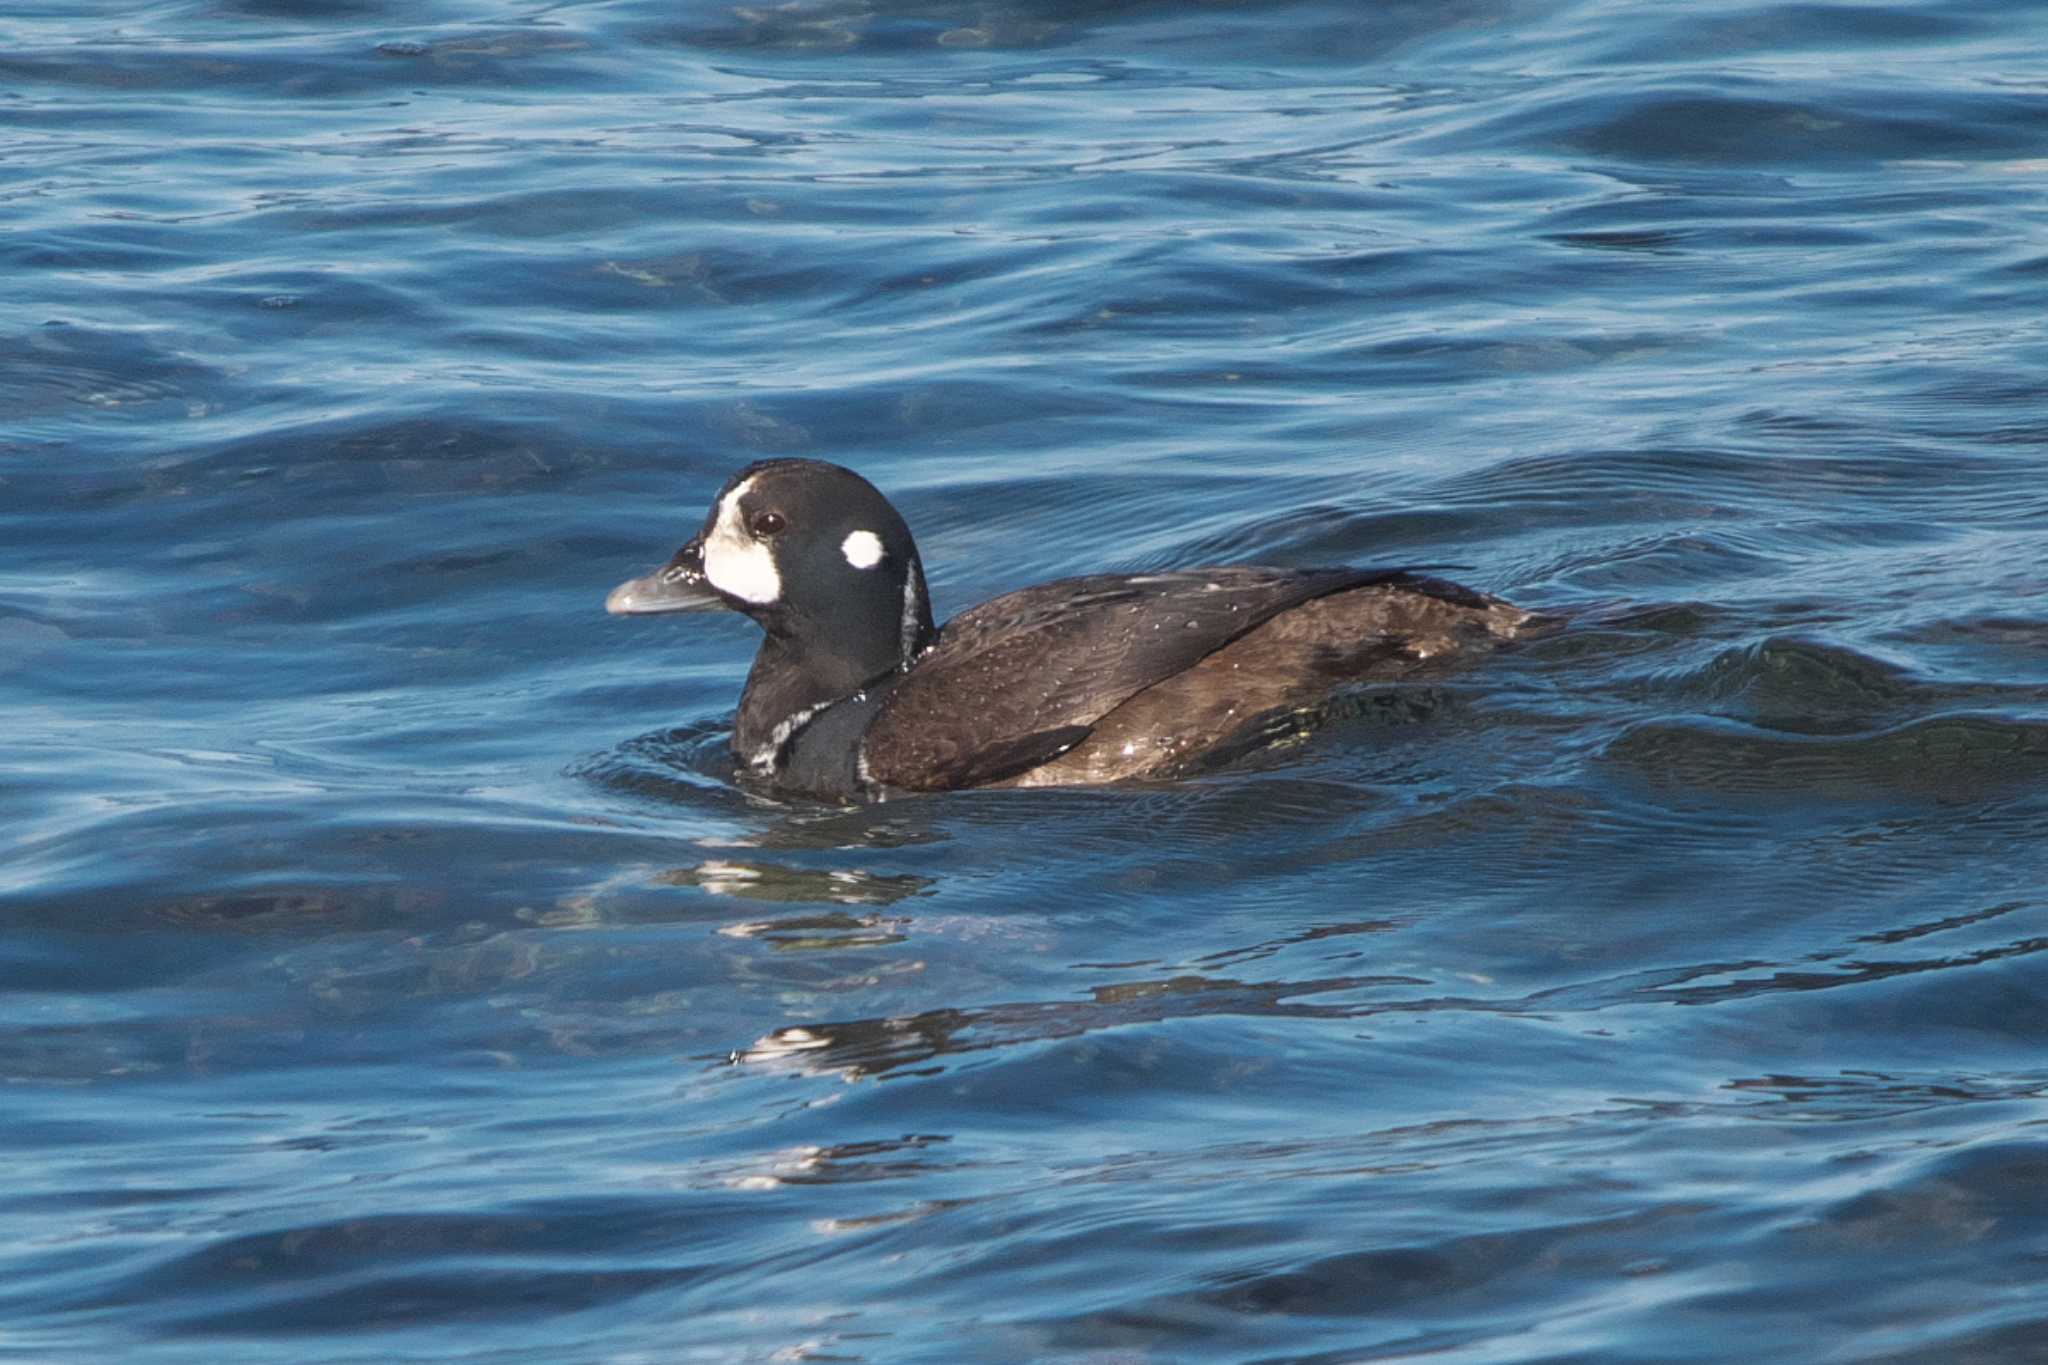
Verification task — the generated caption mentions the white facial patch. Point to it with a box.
[701,476,782,605]
[841,529,884,570]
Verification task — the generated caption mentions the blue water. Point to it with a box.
[6,0,2048,1359]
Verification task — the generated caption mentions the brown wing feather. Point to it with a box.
[861,567,1427,790]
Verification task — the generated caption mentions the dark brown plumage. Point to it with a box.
[606,460,1544,800]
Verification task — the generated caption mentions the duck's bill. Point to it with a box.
[605,540,726,615]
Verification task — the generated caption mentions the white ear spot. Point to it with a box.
[841,529,884,570]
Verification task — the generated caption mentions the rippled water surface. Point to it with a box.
[6,1,2048,1360]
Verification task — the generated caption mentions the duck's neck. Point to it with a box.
[730,562,937,771]
[732,623,916,770]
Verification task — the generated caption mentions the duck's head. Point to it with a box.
[607,459,937,692]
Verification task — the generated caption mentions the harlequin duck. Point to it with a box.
[607,459,1543,800]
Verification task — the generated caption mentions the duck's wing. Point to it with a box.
[860,566,1452,791]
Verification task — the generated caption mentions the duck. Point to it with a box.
[606,459,1543,801]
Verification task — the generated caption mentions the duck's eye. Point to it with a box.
[749,510,787,538]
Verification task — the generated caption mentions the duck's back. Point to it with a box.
[1003,573,1539,787]
[859,567,1538,792]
